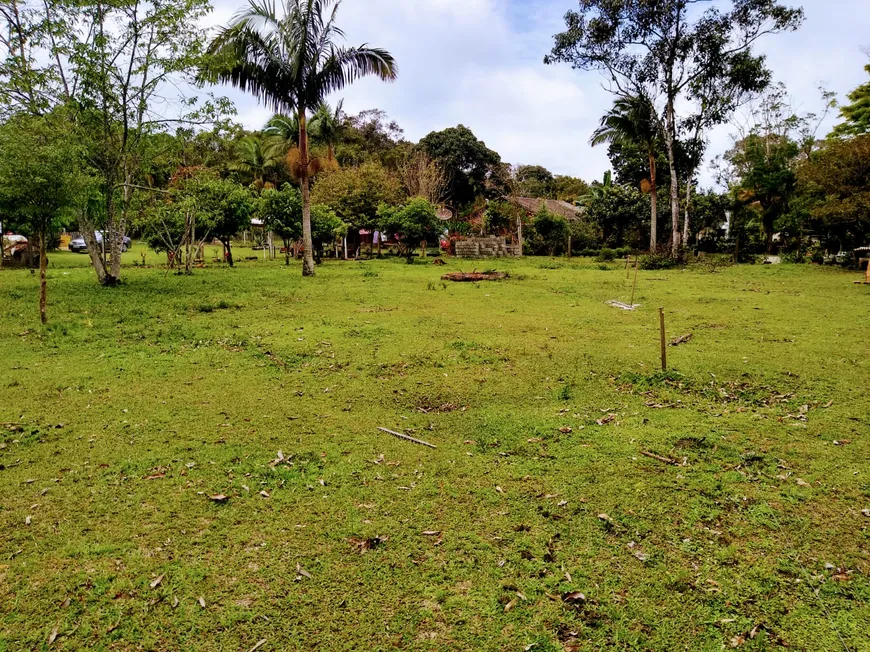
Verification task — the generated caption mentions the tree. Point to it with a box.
[377,197,442,261]
[417,125,501,208]
[798,134,870,251]
[335,108,405,167]
[591,93,661,250]
[515,165,555,198]
[830,62,870,138]
[310,204,348,258]
[190,175,254,266]
[311,161,403,232]
[546,0,803,255]
[259,184,303,265]
[310,100,345,162]
[206,0,397,277]
[0,113,87,323]
[397,152,449,205]
[583,182,648,248]
[533,205,569,256]
[231,135,283,188]
[553,175,590,203]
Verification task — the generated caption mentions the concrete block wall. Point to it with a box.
[454,236,521,258]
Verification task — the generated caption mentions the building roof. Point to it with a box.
[506,196,584,221]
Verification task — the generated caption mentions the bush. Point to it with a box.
[639,252,681,270]
[597,247,616,262]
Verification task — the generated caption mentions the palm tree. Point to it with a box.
[310,99,345,162]
[591,93,662,251]
[230,135,283,188]
[264,112,300,150]
[206,0,397,276]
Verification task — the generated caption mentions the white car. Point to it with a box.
[69,231,131,253]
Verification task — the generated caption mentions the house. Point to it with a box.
[506,196,585,222]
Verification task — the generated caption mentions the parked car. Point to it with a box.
[69,231,131,253]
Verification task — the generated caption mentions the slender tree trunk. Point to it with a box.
[80,217,108,284]
[284,239,290,266]
[225,239,234,267]
[682,175,692,247]
[39,229,47,324]
[299,111,316,277]
[648,153,657,252]
[664,99,681,256]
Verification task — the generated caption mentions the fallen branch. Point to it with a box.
[441,272,506,282]
[377,427,437,449]
[641,450,678,465]
[669,333,693,346]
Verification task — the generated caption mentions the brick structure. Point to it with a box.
[454,236,521,258]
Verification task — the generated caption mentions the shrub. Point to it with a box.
[639,252,681,270]
[597,247,616,262]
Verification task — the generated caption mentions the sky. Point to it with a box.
[206,0,870,188]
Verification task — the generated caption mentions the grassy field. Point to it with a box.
[1,248,869,651]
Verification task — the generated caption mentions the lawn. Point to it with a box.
[1,250,869,651]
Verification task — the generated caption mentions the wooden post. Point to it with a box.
[659,307,667,371]
[625,255,630,278]
[629,256,640,307]
[567,234,572,258]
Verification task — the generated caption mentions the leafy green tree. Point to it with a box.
[377,197,442,261]
[583,183,649,248]
[417,125,501,207]
[190,176,255,266]
[484,200,522,235]
[533,205,569,256]
[553,175,590,203]
[0,114,88,323]
[259,184,303,265]
[798,134,870,251]
[591,93,661,250]
[335,108,406,167]
[310,161,403,230]
[206,0,397,277]
[515,165,555,198]
[310,204,348,259]
[830,63,870,138]
[546,0,803,255]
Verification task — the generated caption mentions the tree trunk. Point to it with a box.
[299,111,316,277]
[664,99,681,256]
[225,239,234,267]
[284,239,291,266]
[39,229,47,324]
[648,153,657,252]
[80,218,108,284]
[683,175,692,247]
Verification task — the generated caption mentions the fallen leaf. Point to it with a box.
[349,535,388,552]
[209,494,228,503]
[597,513,613,524]
[557,500,568,507]
[259,490,270,498]
[149,574,164,589]
[730,634,745,647]
[861,509,870,517]
[421,530,441,536]
[596,414,616,426]
[247,640,268,652]
[144,472,165,480]
[561,591,586,604]
[527,437,542,443]
[795,478,810,487]
[48,624,59,645]
[503,598,518,612]
[495,486,504,494]
[295,562,312,579]
[633,551,648,562]
[559,426,572,434]
[172,596,179,608]
[198,596,206,608]
[25,515,32,526]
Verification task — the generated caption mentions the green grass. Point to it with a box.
[1,250,869,651]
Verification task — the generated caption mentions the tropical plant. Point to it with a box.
[377,197,442,261]
[533,205,569,256]
[310,100,345,162]
[591,93,661,251]
[206,0,397,276]
[258,183,303,265]
[230,135,283,188]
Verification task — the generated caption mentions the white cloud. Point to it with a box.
[206,0,870,186]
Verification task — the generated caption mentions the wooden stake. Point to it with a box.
[625,255,630,278]
[659,307,667,371]
[641,450,677,465]
[629,256,640,307]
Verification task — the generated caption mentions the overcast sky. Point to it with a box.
[206,0,870,187]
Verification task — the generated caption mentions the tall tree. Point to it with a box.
[417,125,501,208]
[546,0,803,255]
[206,0,397,277]
[230,135,284,188]
[591,93,661,250]
[830,62,870,138]
[310,100,344,162]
